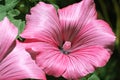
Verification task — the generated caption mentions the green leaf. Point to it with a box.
[6,15,25,34]
[5,0,18,4]
[81,73,92,80]
[7,9,20,18]
[46,0,59,10]
[52,3,59,10]
[0,12,7,21]
[47,0,56,4]
[88,74,100,80]
[12,19,25,34]
[81,77,87,80]
[0,0,19,12]
[0,0,20,20]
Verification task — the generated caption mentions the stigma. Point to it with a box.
[62,41,71,51]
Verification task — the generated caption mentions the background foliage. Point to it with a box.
[0,0,120,80]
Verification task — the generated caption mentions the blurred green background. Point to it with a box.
[0,0,120,80]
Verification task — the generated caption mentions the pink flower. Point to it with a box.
[21,0,116,79]
[0,17,46,80]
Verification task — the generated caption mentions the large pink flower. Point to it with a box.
[21,0,116,79]
[0,17,46,80]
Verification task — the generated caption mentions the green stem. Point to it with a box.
[112,0,120,52]
[98,0,111,25]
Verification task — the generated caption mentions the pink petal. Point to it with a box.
[21,2,61,46]
[37,51,68,77]
[0,41,46,80]
[24,42,68,77]
[62,46,110,79]
[71,20,116,53]
[0,17,18,61]
[30,42,110,79]
[58,0,97,31]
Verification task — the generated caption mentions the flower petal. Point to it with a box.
[0,17,18,61]
[58,0,97,30]
[24,42,68,77]
[21,2,61,46]
[37,51,68,77]
[0,41,46,80]
[71,20,116,53]
[31,42,110,79]
[62,46,110,79]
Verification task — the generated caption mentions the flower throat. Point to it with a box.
[59,41,71,54]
